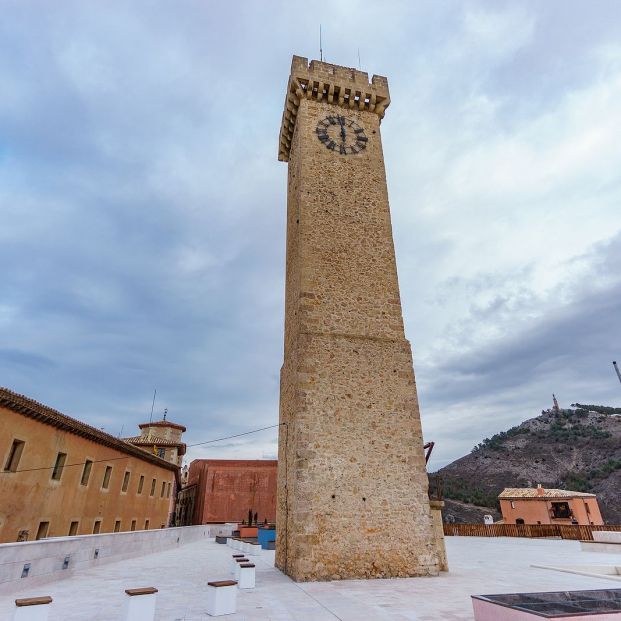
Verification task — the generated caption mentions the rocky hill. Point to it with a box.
[435,404,621,524]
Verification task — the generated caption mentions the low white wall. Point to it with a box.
[0,524,233,593]
[592,531,621,544]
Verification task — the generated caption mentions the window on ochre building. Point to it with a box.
[551,501,572,519]
[4,439,25,472]
[36,521,49,540]
[138,474,145,494]
[81,460,93,486]
[92,520,101,534]
[68,521,79,536]
[150,478,156,496]
[122,471,130,492]
[160,481,166,497]
[51,452,67,480]
[144,519,150,530]
[131,520,136,531]
[114,520,121,532]
[102,466,112,489]
[157,448,165,459]
[167,482,171,498]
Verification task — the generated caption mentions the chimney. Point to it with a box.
[536,484,544,497]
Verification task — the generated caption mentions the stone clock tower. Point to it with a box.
[276,56,443,581]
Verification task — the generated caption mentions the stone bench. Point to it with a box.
[123,587,158,621]
[206,580,237,617]
[234,558,249,580]
[238,563,255,589]
[231,554,246,574]
[13,596,52,621]
[248,542,262,556]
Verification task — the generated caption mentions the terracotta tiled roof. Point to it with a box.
[139,420,186,432]
[499,487,596,499]
[125,435,179,446]
[0,387,178,472]
[124,435,187,455]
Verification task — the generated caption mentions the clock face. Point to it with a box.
[315,115,368,155]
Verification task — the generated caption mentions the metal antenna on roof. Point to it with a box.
[319,25,323,61]
[357,48,361,69]
[163,408,167,421]
[149,388,157,425]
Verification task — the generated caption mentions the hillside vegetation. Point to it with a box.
[436,405,621,523]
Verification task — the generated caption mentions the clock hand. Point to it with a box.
[338,117,346,141]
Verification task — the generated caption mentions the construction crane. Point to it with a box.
[613,361,621,385]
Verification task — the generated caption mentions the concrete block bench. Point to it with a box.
[206,580,237,616]
[248,542,261,556]
[123,587,158,621]
[231,554,246,574]
[234,558,249,580]
[13,597,52,621]
[238,563,255,589]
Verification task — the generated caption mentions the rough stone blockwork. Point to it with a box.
[276,56,444,581]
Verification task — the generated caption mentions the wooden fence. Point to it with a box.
[443,523,621,541]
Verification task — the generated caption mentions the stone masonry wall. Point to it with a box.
[276,58,442,581]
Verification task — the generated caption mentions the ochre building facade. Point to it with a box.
[185,459,277,525]
[276,56,443,581]
[0,387,178,543]
[499,487,604,526]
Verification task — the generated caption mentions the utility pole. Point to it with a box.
[613,361,621,385]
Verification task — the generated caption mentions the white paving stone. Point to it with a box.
[1,537,618,620]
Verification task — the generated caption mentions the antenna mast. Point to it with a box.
[149,388,157,424]
[319,25,323,61]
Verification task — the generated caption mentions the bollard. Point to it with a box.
[248,542,261,557]
[238,563,255,589]
[13,597,52,621]
[234,558,249,580]
[230,554,245,575]
[122,587,158,621]
[206,580,237,617]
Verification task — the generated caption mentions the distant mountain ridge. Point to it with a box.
[435,405,621,523]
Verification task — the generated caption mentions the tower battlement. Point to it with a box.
[278,55,390,162]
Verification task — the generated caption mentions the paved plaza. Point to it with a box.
[1,536,618,620]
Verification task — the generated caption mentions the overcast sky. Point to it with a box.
[1,0,620,470]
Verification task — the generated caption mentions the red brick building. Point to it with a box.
[185,459,277,524]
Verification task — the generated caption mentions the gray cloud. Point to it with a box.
[1,1,620,469]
